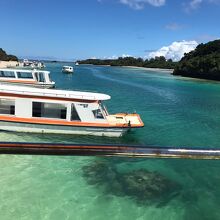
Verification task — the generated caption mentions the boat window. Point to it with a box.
[100,102,109,116]
[17,71,33,79]
[0,71,15,78]
[38,72,45,82]
[32,102,67,119]
[71,104,81,121]
[34,72,45,82]
[0,99,15,115]
[92,109,104,119]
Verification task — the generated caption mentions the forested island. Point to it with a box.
[78,56,177,69]
[173,40,220,80]
[79,40,220,81]
[0,48,18,61]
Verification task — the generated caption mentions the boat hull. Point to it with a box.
[0,121,128,137]
[62,71,73,74]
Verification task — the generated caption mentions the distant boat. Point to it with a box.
[31,62,46,69]
[62,66,74,73]
[0,85,144,137]
[22,59,45,69]
[22,59,32,67]
[75,62,79,66]
[0,68,55,88]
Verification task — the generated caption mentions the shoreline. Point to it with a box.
[80,64,174,73]
[121,66,174,73]
[175,75,220,83]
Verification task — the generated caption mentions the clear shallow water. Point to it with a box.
[1,63,220,219]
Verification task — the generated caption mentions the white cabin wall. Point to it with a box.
[15,98,32,118]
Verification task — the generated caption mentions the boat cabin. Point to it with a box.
[0,85,144,137]
[0,68,55,88]
[62,66,73,73]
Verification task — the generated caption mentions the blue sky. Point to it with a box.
[0,0,219,60]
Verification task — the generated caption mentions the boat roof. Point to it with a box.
[0,68,50,73]
[0,85,111,101]
[63,66,73,68]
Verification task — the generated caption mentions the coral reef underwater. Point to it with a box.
[82,159,182,206]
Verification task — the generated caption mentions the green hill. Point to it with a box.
[173,40,220,80]
[0,48,18,61]
[79,56,177,69]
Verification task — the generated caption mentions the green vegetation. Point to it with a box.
[79,56,177,69]
[173,40,220,80]
[0,48,18,61]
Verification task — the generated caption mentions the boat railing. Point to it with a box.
[0,68,49,74]
[0,142,220,160]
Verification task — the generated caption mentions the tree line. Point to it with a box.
[78,56,177,69]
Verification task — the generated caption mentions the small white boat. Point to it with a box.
[75,62,79,66]
[0,68,55,88]
[62,66,73,73]
[0,85,144,137]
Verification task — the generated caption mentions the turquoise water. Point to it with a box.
[1,63,220,219]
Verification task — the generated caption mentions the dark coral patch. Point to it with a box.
[82,160,181,206]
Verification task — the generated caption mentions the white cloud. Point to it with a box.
[119,0,165,9]
[189,0,202,9]
[106,54,132,59]
[184,0,220,12]
[165,23,183,31]
[121,54,132,58]
[107,55,118,59]
[183,0,202,12]
[148,40,198,61]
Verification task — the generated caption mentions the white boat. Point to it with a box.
[75,62,79,66]
[62,66,73,73]
[0,85,144,137]
[21,59,45,69]
[31,62,46,69]
[0,68,55,88]
[22,59,32,67]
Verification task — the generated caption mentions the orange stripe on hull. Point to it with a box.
[0,115,144,128]
[0,79,37,84]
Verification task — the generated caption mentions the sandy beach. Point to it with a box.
[0,61,19,68]
[121,65,174,73]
